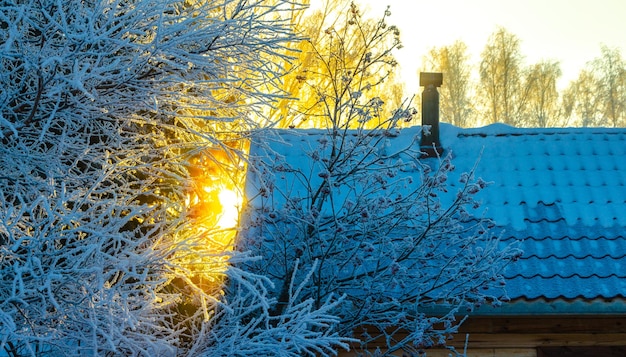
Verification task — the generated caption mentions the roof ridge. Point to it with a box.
[456,127,626,138]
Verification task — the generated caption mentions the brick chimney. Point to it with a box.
[419,72,443,158]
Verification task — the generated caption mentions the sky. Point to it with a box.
[352,0,626,95]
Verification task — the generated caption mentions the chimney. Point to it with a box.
[419,72,443,157]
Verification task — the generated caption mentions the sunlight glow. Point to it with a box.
[217,188,240,229]
[182,147,245,296]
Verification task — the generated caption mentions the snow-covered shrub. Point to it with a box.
[0,143,179,356]
[1,0,325,356]
[196,258,354,357]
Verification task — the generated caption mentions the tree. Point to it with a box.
[562,69,603,127]
[592,45,626,127]
[1,0,349,356]
[239,22,521,356]
[524,60,563,127]
[422,41,475,127]
[478,27,528,126]
[267,0,405,129]
[195,261,353,357]
[562,45,626,128]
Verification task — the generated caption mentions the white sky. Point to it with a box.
[349,0,626,95]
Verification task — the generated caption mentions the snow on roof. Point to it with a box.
[443,124,626,302]
[245,123,626,304]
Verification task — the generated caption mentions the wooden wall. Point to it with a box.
[338,316,626,357]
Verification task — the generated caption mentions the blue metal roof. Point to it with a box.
[442,124,626,304]
[245,123,626,312]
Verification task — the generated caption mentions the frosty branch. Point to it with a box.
[0,0,352,356]
[239,6,520,355]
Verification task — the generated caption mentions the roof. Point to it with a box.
[244,123,626,314]
[443,124,626,305]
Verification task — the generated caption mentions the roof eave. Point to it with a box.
[420,298,626,316]
[472,298,626,316]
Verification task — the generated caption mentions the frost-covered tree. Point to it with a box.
[268,1,404,129]
[562,69,603,127]
[1,0,350,356]
[240,26,521,357]
[242,107,521,357]
[422,40,475,127]
[524,60,563,127]
[592,45,626,127]
[562,46,626,128]
[478,27,527,126]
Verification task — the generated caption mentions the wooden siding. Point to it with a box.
[338,316,626,356]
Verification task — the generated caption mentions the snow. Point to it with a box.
[248,121,626,231]
[3,0,624,352]
[442,124,626,230]
[1,0,336,355]
[245,123,626,304]
[249,123,626,231]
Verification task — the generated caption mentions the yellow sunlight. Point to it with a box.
[217,188,240,229]
[185,147,243,294]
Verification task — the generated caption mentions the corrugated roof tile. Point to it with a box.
[505,275,626,300]
[440,125,626,302]
[247,124,626,304]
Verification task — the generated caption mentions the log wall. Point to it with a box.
[338,316,626,357]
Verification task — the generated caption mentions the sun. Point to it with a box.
[217,188,240,229]
[179,147,246,296]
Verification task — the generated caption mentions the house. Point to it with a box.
[415,123,626,357]
[241,69,626,355]
[242,120,626,356]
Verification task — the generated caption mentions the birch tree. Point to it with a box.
[422,40,475,127]
[478,27,528,126]
[268,0,405,129]
[562,69,602,127]
[562,46,625,128]
[592,45,626,127]
[524,60,563,127]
